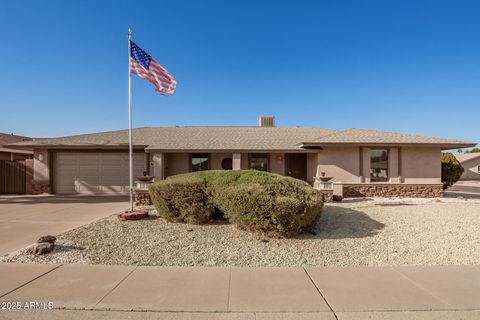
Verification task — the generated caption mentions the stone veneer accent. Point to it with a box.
[343,184,443,198]
[135,189,152,206]
[31,181,51,195]
[321,190,333,202]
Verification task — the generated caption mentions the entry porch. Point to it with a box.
[149,151,319,183]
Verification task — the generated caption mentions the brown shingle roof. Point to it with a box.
[7,127,475,151]
[300,128,475,150]
[7,127,334,151]
[0,133,31,146]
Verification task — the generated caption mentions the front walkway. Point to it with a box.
[0,195,128,255]
[1,264,480,319]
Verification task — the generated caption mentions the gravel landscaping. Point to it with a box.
[2,197,480,267]
[0,240,89,264]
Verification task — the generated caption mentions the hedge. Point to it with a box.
[149,170,324,237]
[441,153,464,190]
[149,176,214,224]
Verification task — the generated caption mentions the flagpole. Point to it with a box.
[128,29,133,212]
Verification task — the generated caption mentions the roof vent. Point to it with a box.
[259,116,275,127]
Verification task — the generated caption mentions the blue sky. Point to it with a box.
[0,0,479,145]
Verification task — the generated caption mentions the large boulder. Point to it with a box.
[37,235,56,244]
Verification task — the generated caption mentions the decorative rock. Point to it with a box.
[332,195,343,202]
[26,242,54,255]
[134,190,152,206]
[31,181,51,195]
[37,235,56,244]
[322,190,334,202]
[117,210,149,221]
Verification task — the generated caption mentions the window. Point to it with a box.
[370,149,388,182]
[249,153,269,171]
[478,165,480,174]
[191,153,209,172]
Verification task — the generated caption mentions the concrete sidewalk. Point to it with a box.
[1,264,480,319]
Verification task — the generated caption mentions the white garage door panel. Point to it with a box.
[54,152,146,194]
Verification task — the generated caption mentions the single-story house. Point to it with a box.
[455,153,480,181]
[7,116,475,197]
[0,133,34,194]
[0,133,33,160]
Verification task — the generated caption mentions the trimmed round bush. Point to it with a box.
[149,177,214,224]
[149,170,324,237]
[441,153,464,190]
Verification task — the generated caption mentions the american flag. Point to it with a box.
[130,41,176,95]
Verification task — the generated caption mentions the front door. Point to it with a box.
[285,153,307,181]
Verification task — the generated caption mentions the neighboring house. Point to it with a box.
[0,133,33,160]
[455,153,480,181]
[6,116,475,197]
[0,133,34,194]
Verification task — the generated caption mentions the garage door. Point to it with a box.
[54,152,147,194]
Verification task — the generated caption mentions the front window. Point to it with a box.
[191,153,209,171]
[370,149,388,182]
[249,153,269,171]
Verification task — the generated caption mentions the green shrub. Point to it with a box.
[441,153,464,189]
[149,170,324,237]
[465,147,480,154]
[149,177,214,224]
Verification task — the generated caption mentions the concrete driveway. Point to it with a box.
[0,195,128,255]
[445,180,480,199]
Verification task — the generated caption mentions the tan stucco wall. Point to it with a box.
[361,147,370,182]
[33,149,50,182]
[270,153,285,175]
[317,147,361,183]
[388,147,400,183]
[152,153,165,180]
[307,153,317,183]
[241,153,249,169]
[210,153,232,170]
[317,146,441,185]
[163,152,253,176]
[459,157,480,180]
[401,147,441,184]
[165,153,189,177]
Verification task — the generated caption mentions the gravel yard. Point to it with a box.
[3,198,480,266]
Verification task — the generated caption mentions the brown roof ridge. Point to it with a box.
[303,128,354,142]
[23,127,154,142]
[315,127,470,143]
[0,132,32,146]
[148,125,334,129]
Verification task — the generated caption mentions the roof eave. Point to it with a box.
[299,142,477,150]
[5,144,148,150]
[0,147,33,154]
[144,147,320,153]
